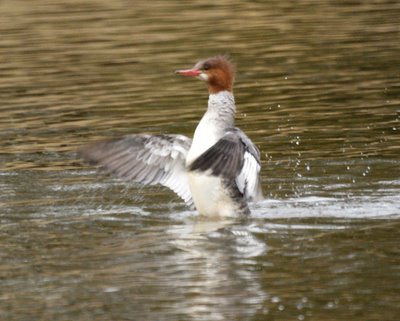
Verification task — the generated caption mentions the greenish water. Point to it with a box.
[1,1,399,320]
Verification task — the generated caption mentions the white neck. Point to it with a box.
[187,91,236,164]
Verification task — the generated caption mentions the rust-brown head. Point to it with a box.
[175,56,235,94]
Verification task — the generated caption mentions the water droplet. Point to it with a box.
[298,315,305,321]
[103,287,120,293]
[306,165,310,171]
[325,301,335,309]
[271,296,280,303]
[346,166,350,170]
[278,304,285,311]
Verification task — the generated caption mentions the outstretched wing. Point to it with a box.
[79,134,194,207]
[189,128,262,201]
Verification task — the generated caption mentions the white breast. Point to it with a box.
[186,114,219,164]
[187,172,238,216]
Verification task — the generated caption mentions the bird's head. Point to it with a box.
[175,56,235,94]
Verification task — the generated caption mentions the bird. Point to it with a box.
[79,56,263,216]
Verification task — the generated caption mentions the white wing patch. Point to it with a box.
[236,150,262,201]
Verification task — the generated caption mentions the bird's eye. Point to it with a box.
[203,63,210,71]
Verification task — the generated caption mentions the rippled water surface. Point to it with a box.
[1,1,400,320]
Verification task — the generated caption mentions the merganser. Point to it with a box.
[79,56,263,216]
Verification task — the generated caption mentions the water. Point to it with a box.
[1,1,400,320]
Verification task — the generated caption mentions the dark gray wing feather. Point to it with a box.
[189,131,245,177]
[189,128,263,201]
[79,134,194,207]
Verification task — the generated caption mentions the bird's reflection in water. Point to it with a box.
[165,216,268,320]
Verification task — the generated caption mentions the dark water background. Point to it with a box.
[1,1,399,320]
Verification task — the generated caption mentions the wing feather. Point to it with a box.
[79,134,194,208]
[189,128,262,201]
[189,132,245,178]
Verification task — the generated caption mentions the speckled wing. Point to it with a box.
[79,134,194,208]
[189,128,263,201]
